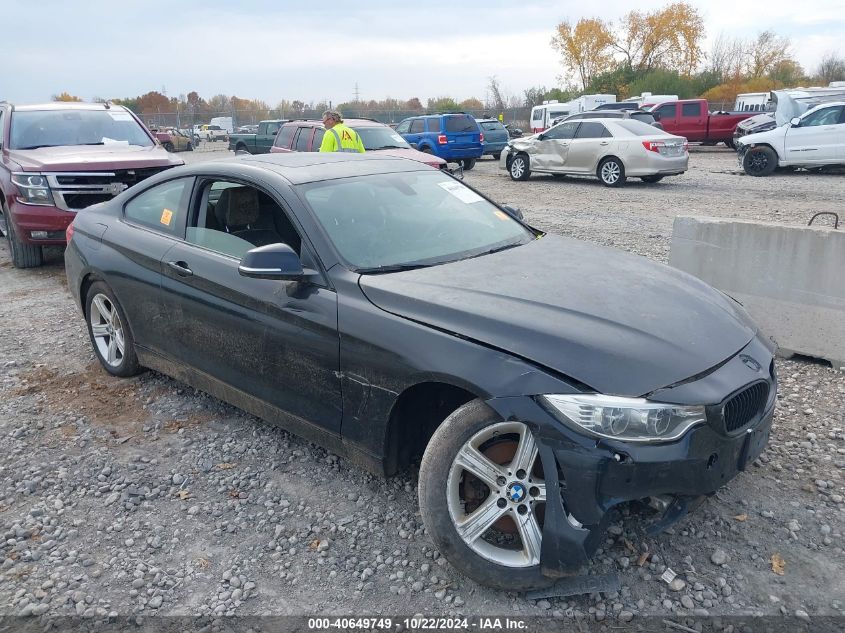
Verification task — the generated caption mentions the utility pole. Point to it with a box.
[354,82,360,103]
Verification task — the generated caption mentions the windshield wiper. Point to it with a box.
[16,144,58,150]
[375,145,408,150]
[357,262,432,274]
[80,142,105,146]
[462,241,526,261]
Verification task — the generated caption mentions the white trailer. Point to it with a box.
[569,94,616,113]
[623,93,678,108]
[209,116,234,133]
[529,101,572,133]
[734,93,769,112]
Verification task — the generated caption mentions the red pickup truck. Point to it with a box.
[647,99,756,148]
[0,101,183,268]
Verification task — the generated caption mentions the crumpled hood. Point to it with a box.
[359,235,756,396]
[9,144,183,172]
[373,147,445,166]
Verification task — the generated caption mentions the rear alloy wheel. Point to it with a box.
[85,282,141,377]
[598,157,626,187]
[3,209,43,268]
[742,146,778,177]
[461,158,476,171]
[419,400,552,590]
[508,154,530,181]
[640,174,664,183]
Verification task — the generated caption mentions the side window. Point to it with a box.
[802,106,843,127]
[294,127,312,152]
[186,180,303,260]
[395,120,411,134]
[275,125,295,148]
[574,122,608,139]
[427,118,441,132]
[681,103,700,117]
[409,119,425,133]
[312,128,325,151]
[654,103,677,120]
[124,177,191,235]
[532,108,544,122]
[544,122,577,140]
[266,122,281,135]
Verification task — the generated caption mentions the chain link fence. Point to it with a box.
[137,107,533,133]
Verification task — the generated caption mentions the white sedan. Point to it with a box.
[501,118,689,187]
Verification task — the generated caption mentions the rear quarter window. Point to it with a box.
[479,121,505,131]
[444,115,477,133]
[275,125,296,148]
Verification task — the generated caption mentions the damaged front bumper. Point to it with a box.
[485,335,776,577]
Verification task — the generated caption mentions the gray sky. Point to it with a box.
[3,0,843,106]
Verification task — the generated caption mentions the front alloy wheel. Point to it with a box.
[419,400,552,590]
[509,154,530,181]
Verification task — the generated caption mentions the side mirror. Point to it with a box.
[238,243,312,281]
[272,130,278,135]
[790,117,801,127]
[537,133,547,141]
[652,112,661,121]
[501,205,524,221]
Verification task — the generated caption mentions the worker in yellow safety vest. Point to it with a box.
[319,110,365,153]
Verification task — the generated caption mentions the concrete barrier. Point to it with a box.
[669,216,845,371]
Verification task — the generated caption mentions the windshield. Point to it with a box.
[300,171,536,272]
[10,109,154,150]
[479,121,506,131]
[353,126,411,150]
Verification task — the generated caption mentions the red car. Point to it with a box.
[0,101,183,267]
[269,118,446,169]
[647,99,756,148]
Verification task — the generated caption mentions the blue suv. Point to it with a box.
[395,113,483,170]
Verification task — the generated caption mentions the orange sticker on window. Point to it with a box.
[494,210,509,221]
[160,208,173,225]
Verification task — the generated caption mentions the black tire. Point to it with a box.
[163,142,174,152]
[597,157,626,187]
[461,158,476,171]
[4,212,43,268]
[420,147,434,154]
[742,146,777,177]
[724,139,735,150]
[640,175,664,183]
[84,281,142,378]
[186,143,194,152]
[508,153,530,181]
[236,143,249,154]
[492,152,502,161]
[418,399,554,591]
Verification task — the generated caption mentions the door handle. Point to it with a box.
[167,260,193,277]
[599,141,610,146]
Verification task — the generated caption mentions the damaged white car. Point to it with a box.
[737,101,845,176]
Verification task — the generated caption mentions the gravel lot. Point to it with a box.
[1,147,843,627]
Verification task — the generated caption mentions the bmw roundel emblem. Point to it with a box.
[507,482,526,503]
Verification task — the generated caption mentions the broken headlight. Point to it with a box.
[12,173,55,206]
[540,394,706,443]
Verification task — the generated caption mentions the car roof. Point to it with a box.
[10,102,130,113]
[177,152,428,185]
[281,118,388,128]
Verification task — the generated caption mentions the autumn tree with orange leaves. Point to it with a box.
[551,18,615,91]
[552,3,705,90]
[52,92,83,102]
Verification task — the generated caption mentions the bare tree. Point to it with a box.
[708,32,744,81]
[746,30,792,78]
[816,51,845,84]
[487,76,506,112]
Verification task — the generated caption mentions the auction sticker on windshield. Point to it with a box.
[438,181,483,204]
